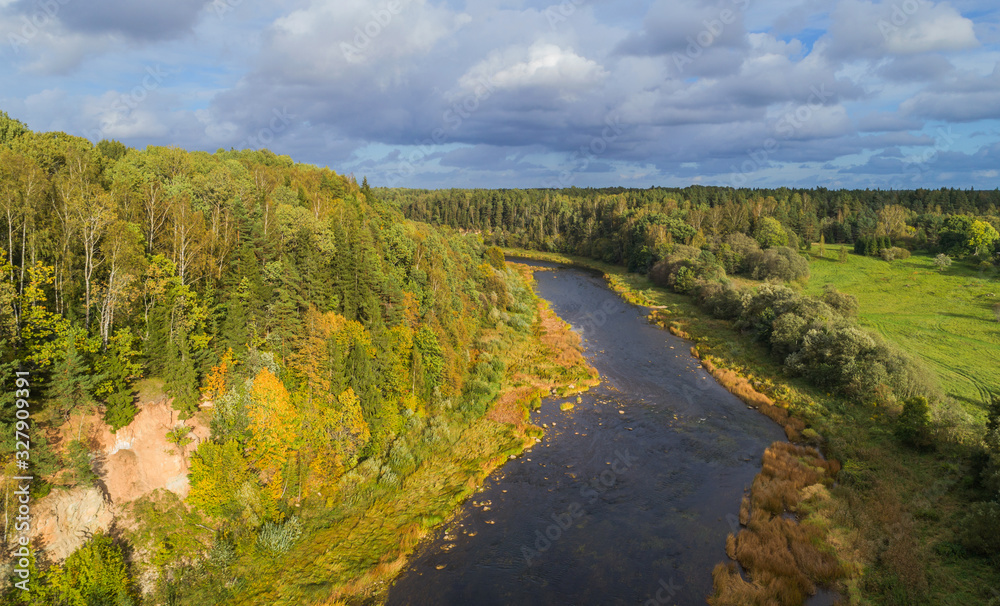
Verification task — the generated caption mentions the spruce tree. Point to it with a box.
[48,332,99,420]
[165,331,200,417]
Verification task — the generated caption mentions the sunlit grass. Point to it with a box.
[805,244,999,416]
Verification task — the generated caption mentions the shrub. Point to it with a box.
[895,396,934,450]
[745,247,810,282]
[698,282,744,320]
[933,253,952,270]
[959,501,1000,556]
[785,322,935,402]
[769,312,810,358]
[649,250,724,293]
[880,246,910,262]
[484,246,507,270]
[673,265,696,293]
[822,284,858,317]
[257,515,304,553]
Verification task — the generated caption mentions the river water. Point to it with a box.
[386,260,785,605]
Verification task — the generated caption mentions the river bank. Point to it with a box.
[387,259,786,605]
[495,248,998,606]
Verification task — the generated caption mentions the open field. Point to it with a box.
[805,245,999,418]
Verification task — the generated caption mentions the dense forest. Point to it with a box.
[390,186,1000,273]
[0,111,564,604]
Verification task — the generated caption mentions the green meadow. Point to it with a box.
[805,244,999,418]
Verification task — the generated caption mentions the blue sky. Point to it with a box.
[2,0,999,189]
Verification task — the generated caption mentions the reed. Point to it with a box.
[710,442,844,606]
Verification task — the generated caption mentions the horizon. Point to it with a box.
[2,0,999,191]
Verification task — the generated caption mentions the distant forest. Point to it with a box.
[389,186,1000,273]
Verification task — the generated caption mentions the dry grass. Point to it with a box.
[490,263,599,431]
[699,357,807,442]
[710,443,844,606]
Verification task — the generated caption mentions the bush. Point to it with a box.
[649,250,724,293]
[257,515,303,553]
[959,501,1000,556]
[698,282,744,320]
[745,247,810,282]
[895,396,934,450]
[822,284,858,317]
[785,322,935,402]
[934,253,952,270]
[880,247,910,262]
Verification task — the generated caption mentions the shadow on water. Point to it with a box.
[386,260,785,605]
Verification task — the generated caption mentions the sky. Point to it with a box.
[1,0,999,190]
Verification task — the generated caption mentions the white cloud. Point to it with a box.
[825,0,978,60]
[456,43,608,98]
[882,2,978,54]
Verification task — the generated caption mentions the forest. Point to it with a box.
[0,111,587,604]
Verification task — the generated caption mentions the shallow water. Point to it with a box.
[386,260,785,605]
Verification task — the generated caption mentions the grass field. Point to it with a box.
[804,244,999,417]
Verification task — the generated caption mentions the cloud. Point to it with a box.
[615,0,750,57]
[455,43,608,99]
[900,62,1000,121]
[824,0,978,60]
[9,0,212,40]
[2,0,1000,189]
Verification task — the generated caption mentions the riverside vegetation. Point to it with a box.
[0,112,597,605]
[392,186,1000,605]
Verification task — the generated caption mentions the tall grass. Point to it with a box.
[710,443,843,606]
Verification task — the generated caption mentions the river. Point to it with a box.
[386,259,785,605]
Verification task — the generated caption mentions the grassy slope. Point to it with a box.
[502,247,999,605]
[804,244,999,417]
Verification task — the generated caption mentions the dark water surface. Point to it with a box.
[387,260,784,605]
